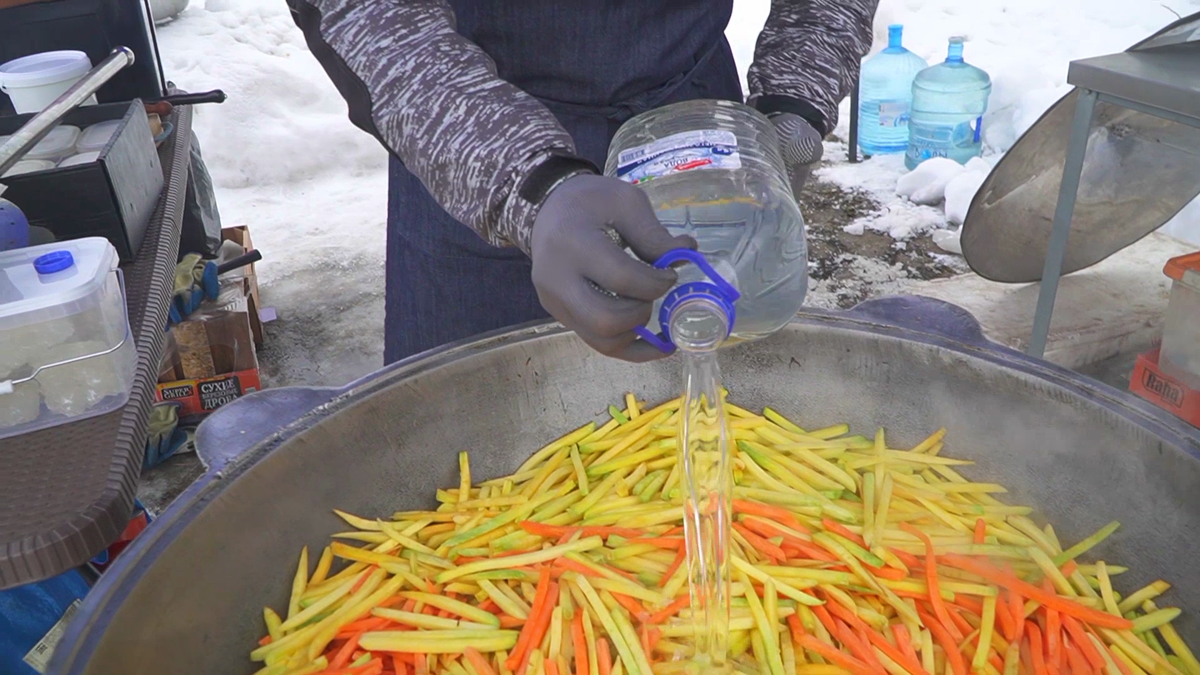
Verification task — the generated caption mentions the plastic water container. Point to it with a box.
[1160,252,1200,390]
[2,159,55,178]
[58,151,101,168]
[75,120,123,154]
[605,99,808,352]
[905,38,992,170]
[0,51,97,114]
[0,237,135,437]
[23,125,81,163]
[858,25,928,155]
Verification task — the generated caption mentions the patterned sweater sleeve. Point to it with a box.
[748,0,880,135]
[285,0,592,253]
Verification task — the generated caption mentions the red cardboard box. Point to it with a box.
[1129,348,1200,428]
[156,309,261,421]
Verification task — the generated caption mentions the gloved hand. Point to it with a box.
[770,112,825,198]
[531,174,695,363]
[168,253,219,325]
[144,402,192,469]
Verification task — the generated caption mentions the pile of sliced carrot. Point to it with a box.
[250,394,1197,675]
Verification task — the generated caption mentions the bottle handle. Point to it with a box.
[633,248,740,354]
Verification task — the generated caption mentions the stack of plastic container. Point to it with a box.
[0,237,135,436]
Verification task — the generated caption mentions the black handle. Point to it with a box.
[153,90,227,107]
[217,249,262,275]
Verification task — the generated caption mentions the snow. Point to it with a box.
[151,0,1199,385]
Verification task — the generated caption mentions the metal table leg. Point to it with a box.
[1027,89,1099,358]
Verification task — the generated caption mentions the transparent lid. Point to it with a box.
[2,159,55,177]
[58,151,101,168]
[0,237,118,331]
[24,125,81,161]
[75,120,122,153]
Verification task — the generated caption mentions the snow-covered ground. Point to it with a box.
[154,0,1199,386]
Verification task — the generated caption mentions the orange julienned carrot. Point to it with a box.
[733,499,806,531]
[902,523,963,642]
[659,548,686,588]
[1027,622,1048,674]
[1064,635,1092,675]
[974,518,987,544]
[611,592,648,621]
[507,567,553,671]
[597,638,613,675]
[785,614,806,644]
[1061,559,1078,577]
[350,569,374,594]
[544,657,560,675]
[570,614,589,675]
[943,605,975,640]
[825,594,929,675]
[865,565,907,581]
[552,558,605,580]
[498,615,525,629]
[1062,616,1106,672]
[1046,608,1062,667]
[994,595,1017,642]
[647,596,690,625]
[464,648,498,675]
[918,608,967,675]
[392,655,408,675]
[516,580,559,675]
[331,633,364,669]
[892,625,922,673]
[640,625,653,661]
[941,555,1134,630]
[888,547,922,569]
[833,619,886,672]
[796,635,874,675]
[782,539,839,563]
[1009,590,1026,642]
[258,635,272,646]
[732,523,786,562]
[821,518,867,548]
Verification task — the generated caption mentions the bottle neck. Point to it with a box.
[668,297,730,353]
[887,25,903,50]
[946,40,965,63]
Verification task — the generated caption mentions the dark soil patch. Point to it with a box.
[798,178,965,284]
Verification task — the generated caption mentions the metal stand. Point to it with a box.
[848,80,860,163]
[1027,49,1200,358]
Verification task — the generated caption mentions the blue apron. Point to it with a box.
[385,1,742,364]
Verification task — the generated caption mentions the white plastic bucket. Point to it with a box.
[0,51,97,114]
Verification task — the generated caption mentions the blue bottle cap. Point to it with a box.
[633,248,741,354]
[34,250,74,275]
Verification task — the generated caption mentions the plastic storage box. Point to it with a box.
[0,237,135,438]
[1160,251,1200,389]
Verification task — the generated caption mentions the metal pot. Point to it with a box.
[49,297,1200,674]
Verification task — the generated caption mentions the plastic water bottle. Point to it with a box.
[0,198,29,251]
[604,99,808,352]
[905,37,992,170]
[858,25,928,155]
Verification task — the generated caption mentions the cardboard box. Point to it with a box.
[221,225,265,346]
[1129,348,1200,428]
[156,309,261,421]
[0,101,164,261]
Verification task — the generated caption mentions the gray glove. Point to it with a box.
[771,112,825,198]
[531,174,695,363]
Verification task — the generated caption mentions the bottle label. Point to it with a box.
[877,101,910,127]
[616,129,740,185]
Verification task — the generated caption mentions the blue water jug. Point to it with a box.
[0,198,29,251]
[905,37,992,170]
[858,25,928,156]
